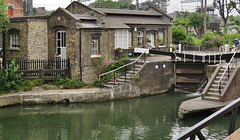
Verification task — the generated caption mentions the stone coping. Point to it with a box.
[0,83,142,108]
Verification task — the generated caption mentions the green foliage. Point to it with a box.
[21,79,45,91]
[91,79,104,87]
[21,80,34,91]
[0,60,22,92]
[0,0,10,32]
[62,78,86,89]
[52,75,65,86]
[201,31,223,48]
[228,15,240,33]
[221,33,240,45]
[172,25,187,43]
[186,12,210,38]
[89,0,135,10]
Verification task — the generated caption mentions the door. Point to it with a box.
[147,34,155,48]
[56,31,66,60]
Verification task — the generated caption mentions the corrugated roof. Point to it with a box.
[94,8,162,16]
[104,15,171,29]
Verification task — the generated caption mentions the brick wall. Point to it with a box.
[28,19,48,60]
[5,22,29,61]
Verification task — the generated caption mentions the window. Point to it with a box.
[137,31,143,45]
[115,30,129,49]
[147,34,155,48]
[128,31,132,47]
[91,38,99,55]
[158,32,164,45]
[10,33,19,49]
[56,31,66,55]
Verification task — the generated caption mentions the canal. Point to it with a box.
[0,91,238,139]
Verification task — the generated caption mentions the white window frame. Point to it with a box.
[137,31,143,45]
[10,33,20,50]
[91,38,99,55]
[147,33,155,48]
[128,31,132,47]
[56,30,66,55]
[115,30,129,49]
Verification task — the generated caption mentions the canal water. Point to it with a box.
[0,91,238,140]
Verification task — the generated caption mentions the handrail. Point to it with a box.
[99,52,145,89]
[175,97,240,140]
[218,50,237,94]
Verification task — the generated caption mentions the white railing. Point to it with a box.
[99,52,146,89]
[218,50,238,94]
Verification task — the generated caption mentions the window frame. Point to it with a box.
[115,29,129,49]
[56,30,66,55]
[91,38,99,56]
[9,30,20,50]
[137,31,143,45]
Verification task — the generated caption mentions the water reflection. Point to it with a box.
[0,91,236,140]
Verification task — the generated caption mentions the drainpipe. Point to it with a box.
[79,29,82,81]
[2,31,5,68]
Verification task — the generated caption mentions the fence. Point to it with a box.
[4,59,70,80]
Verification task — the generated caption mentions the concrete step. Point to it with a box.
[107,81,125,85]
[204,96,219,101]
[119,76,134,79]
[207,92,221,98]
[104,84,120,88]
[116,79,131,82]
[209,88,222,92]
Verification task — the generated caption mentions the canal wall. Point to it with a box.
[138,61,174,94]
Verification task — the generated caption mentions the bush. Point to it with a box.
[201,31,223,48]
[63,78,86,89]
[52,75,65,86]
[21,79,45,91]
[21,80,34,91]
[91,79,104,87]
[0,60,22,93]
[172,25,187,43]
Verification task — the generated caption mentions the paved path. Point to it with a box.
[178,97,233,119]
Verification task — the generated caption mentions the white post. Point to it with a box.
[170,44,172,52]
[179,44,182,53]
[225,44,229,54]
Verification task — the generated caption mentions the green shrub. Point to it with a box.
[91,79,104,87]
[63,78,86,89]
[201,31,223,48]
[32,79,44,86]
[21,80,34,91]
[52,75,65,86]
[0,60,22,93]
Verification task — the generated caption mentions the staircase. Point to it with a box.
[204,66,233,101]
[99,52,146,89]
[104,59,145,88]
[203,51,238,101]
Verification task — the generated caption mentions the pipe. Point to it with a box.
[79,29,82,81]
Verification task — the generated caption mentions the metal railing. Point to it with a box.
[175,97,240,140]
[99,52,146,89]
[218,50,237,94]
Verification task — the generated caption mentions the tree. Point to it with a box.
[89,0,135,10]
[0,0,10,32]
[172,25,187,44]
[173,18,189,33]
[186,13,210,39]
[231,0,240,14]
[213,0,236,33]
[228,15,240,33]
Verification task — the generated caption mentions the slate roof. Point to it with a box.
[102,14,171,29]
[74,14,97,20]
[94,8,162,16]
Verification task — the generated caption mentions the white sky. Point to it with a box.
[33,0,238,15]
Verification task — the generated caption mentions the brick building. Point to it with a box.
[6,0,24,17]
[3,1,172,83]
